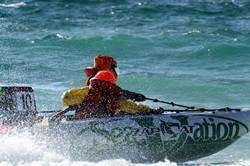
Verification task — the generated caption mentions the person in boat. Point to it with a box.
[61,55,158,119]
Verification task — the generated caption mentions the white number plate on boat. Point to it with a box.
[15,92,36,112]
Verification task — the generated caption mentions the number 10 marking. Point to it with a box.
[21,94,32,110]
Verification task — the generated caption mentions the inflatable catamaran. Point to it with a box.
[1,86,250,163]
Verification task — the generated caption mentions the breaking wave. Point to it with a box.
[0,2,27,8]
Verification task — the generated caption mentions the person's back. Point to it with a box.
[75,70,123,119]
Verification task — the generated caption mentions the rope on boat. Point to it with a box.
[145,97,241,113]
[159,107,241,113]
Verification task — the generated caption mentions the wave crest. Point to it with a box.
[0,2,27,8]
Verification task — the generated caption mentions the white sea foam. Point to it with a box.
[0,131,65,164]
[0,2,26,8]
[0,159,177,166]
[0,131,178,166]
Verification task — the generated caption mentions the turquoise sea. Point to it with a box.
[1,0,250,165]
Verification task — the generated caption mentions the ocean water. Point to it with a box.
[1,0,250,165]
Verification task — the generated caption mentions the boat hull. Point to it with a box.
[1,86,249,162]
[34,109,250,163]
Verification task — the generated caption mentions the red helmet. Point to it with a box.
[84,55,118,78]
[91,71,116,84]
[94,55,117,71]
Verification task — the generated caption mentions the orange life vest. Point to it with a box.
[75,79,124,119]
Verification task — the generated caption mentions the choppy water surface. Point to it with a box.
[1,0,250,165]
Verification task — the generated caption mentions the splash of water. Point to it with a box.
[0,131,65,164]
[0,130,178,166]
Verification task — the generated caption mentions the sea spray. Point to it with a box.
[0,128,177,166]
[0,131,65,164]
[0,159,177,166]
[0,129,178,166]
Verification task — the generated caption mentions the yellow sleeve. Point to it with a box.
[119,97,153,114]
[61,87,89,106]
